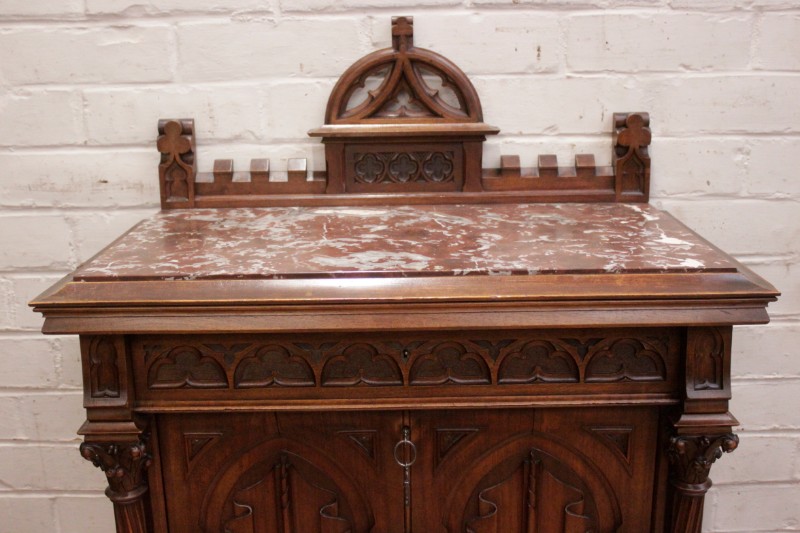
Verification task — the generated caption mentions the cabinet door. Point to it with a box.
[409,407,659,533]
[157,411,406,533]
[157,408,658,532]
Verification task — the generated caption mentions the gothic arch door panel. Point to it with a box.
[410,408,658,533]
[157,412,405,533]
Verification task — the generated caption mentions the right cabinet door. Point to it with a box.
[410,407,660,533]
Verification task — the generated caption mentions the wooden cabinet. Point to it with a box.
[155,407,658,533]
[31,17,778,533]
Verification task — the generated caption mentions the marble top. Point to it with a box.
[74,203,736,282]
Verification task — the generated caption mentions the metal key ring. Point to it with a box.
[393,435,417,468]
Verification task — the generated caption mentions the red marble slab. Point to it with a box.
[73,203,736,282]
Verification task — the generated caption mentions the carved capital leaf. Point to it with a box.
[80,439,153,502]
[667,434,738,487]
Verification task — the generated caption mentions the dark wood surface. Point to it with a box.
[158,408,657,533]
[31,15,778,533]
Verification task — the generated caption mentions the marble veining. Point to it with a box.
[74,203,736,281]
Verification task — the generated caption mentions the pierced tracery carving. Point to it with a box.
[353,151,455,184]
[325,16,483,123]
[388,153,419,182]
[354,153,385,183]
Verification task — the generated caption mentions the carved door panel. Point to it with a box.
[157,411,405,533]
[409,407,659,533]
[157,408,658,532]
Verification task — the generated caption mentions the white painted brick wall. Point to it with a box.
[0,1,797,531]
[0,26,175,85]
[0,91,84,147]
[567,14,753,72]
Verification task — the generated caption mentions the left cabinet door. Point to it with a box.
[156,411,406,533]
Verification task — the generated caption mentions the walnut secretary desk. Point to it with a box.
[31,17,779,533]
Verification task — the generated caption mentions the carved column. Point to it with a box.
[81,438,153,532]
[78,335,154,533]
[667,326,738,533]
[666,434,738,533]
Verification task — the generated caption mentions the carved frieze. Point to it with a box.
[497,339,579,383]
[135,329,675,392]
[409,341,491,385]
[234,344,315,388]
[584,338,667,382]
[353,151,455,184]
[321,343,404,386]
[147,346,227,389]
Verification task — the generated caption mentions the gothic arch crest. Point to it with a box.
[325,16,484,124]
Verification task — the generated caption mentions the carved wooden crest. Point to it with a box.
[156,16,651,206]
[325,16,483,124]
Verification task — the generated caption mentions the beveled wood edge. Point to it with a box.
[30,270,779,309]
[672,411,740,435]
[188,190,623,207]
[37,302,771,335]
[658,209,780,299]
[134,394,680,413]
[308,122,500,137]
